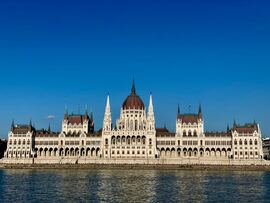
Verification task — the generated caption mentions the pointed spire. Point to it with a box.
[233,119,237,128]
[48,123,51,132]
[198,104,202,119]
[105,94,111,113]
[85,105,88,115]
[11,120,15,131]
[90,111,93,121]
[148,93,154,118]
[227,124,230,132]
[131,79,136,94]
[29,119,32,127]
[177,104,180,115]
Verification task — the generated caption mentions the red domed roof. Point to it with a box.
[122,81,145,110]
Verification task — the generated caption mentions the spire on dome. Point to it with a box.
[131,79,136,95]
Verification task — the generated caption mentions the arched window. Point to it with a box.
[193,130,197,137]
[14,140,17,145]
[127,137,131,145]
[135,120,138,131]
[183,131,187,137]
[142,137,146,145]
[18,140,21,145]
[239,139,242,145]
[132,137,136,144]
[111,138,115,145]
[188,131,192,137]
[244,139,247,145]
[9,139,12,145]
[117,137,121,144]
[23,139,26,145]
[249,139,253,145]
[105,139,108,145]
[149,138,152,145]
[255,139,258,145]
[137,137,140,143]
[234,140,237,145]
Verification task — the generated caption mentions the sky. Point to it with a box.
[0,0,269,137]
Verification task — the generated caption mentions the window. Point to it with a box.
[105,139,108,145]
[188,131,192,137]
[239,140,242,145]
[193,130,197,137]
[250,140,253,145]
[149,139,152,145]
[234,140,237,145]
[183,131,187,137]
[244,140,247,145]
[255,140,258,145]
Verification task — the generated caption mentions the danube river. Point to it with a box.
[0,169,269,202]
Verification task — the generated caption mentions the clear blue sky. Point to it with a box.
[0,0,269,137]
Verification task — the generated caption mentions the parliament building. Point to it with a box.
[2,82,265,165]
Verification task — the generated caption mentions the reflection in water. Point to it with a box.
[0,169,269,203]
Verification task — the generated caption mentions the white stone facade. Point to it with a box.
[2,82,265,165]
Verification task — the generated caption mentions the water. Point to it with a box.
[0,169,269,203]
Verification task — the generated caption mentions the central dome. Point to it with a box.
[122,81,145,110]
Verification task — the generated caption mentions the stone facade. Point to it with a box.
[2,82,266,165]
[263,138,270,160]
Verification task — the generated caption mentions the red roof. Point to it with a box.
[178,114,200,124]
[122,82,144,110]
[65,115,88,125]
[233,124,258,134]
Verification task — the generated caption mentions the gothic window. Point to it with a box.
[249,139,253,145]
[23,140,25,145]
[117,137,121,144]
[18,140,21,145]
[135,120,138,131]
[149,138,152,145]
[9,140,12,145]
[137,137,140,143]
[193,130,197,137]
[188,131,192,137]
[127,137,131,145]
[105,139,108,145]
[244,139,247,145]
[183,131,187,137]
[234,140,237,145]
[112,137,116,145]
[142,138,146,145]
[132,137,136,144]
[239,139,242,145]
[122,137,126,143]
[255,139,258,145]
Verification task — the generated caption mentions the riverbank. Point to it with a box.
[1,163,270,171]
